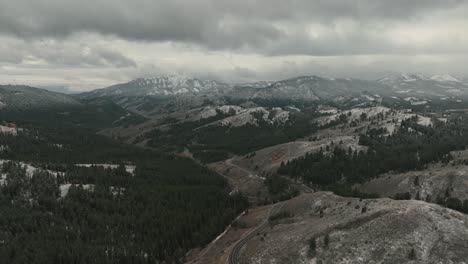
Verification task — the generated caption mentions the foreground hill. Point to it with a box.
[188,192,468,264]
[0,85,146,130]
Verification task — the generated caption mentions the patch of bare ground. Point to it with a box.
[207,161,270,205]
[231,136,366,175]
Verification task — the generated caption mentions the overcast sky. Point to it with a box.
[1,0,468,91]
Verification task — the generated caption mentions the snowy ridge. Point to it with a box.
[429,74,460,83]
[198,107,291,128]
[192,105,243,120]
[316,106,391,126]
[85,75,233,98]
[378,73,462,85]
[315,107,433,130]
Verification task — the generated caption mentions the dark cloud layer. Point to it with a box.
[1,0,468,90]
[0,0,466,55]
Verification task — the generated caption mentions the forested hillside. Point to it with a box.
[278,115,468,209]
[0,124,247,263]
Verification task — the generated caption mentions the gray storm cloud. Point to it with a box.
[0,0,466,54]
[1,0,468,90]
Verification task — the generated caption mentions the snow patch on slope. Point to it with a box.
[430,74,460,82]
[192,105,243,120]
[75,164,136,174]
[316,107,391,126]
[0,125,18,135]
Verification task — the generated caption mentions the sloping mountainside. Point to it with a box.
[79,75,232,115]
[230,76,392,101]
[80,75,233,98]
[0,85,80,110]
[0,85,146,130]
[187,192,468,264]
[0,110,246,263]
[238,192,468,263]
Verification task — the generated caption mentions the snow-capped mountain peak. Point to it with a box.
[83,75,233,98]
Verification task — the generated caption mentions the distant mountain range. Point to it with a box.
[2,73,468,113]
[80,73,468,99]
[75,74,468,114]
[377,73,468,98]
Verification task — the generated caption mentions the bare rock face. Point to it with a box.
[241,192,468,264]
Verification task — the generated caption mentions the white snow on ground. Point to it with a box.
[315,107,432,138]
[316,107,391,126]
[417,116,432,126]
[0,159,63,178]
[112,113,131,124]
[381,123,397,135]
[411,101,428,106]
[75,164,136,174]
[193,105,243,120]
[318,106,339,114]
[0,173,6,185]
[396,89,412,94]
[272,107,290,123]
[285,106,301,112]
[59,184,125,198]
[362,95,375,101]
[218,108,266,127]
[430,74,460,82]
[404,97,419,102]
[204,107,290,127]
[0,125,18,135]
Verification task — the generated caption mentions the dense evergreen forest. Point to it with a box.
[279,115,468,204]
[0,125,247,263]
[146,110,318,159]
[0,99,146,130]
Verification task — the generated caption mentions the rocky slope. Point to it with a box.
[238,192,468,264]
